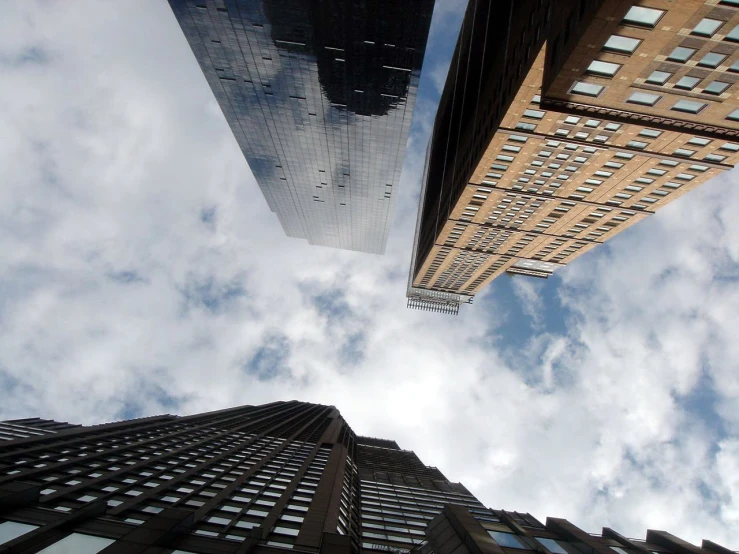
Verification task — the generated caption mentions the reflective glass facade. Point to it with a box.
[168,0,434,254]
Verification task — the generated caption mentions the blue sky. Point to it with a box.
[0,0,738,546]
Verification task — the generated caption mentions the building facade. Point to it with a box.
[408,0,739,313]
[168,0,434,254]
[0,401,733,553]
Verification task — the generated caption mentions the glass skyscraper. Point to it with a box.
[0,400,731,553]
[168,0,434,254]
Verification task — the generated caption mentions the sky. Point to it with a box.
[0,0,738,547]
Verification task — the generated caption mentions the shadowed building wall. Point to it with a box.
[0,400,733,553]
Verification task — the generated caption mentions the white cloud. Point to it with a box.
[0,0,737,548]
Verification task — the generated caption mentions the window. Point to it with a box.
[570,82,604,97]
[604,123,621,131]
[564,116,581,125]
[537,538,570,554]
[731,60,739,73]
[726,25,739,42]
[672,100,707,114]
[488,531,530,549]
[622,6,665,28]
[587,60,622,77]
[0,521,38,546]
[705,153,727,162]
[690,164,708,172]
[646,70,672,85]
[697,52,727,68]
[639,129,662,138]
[628,140,648,149]
[674,148,696,157]
[720,142,739,151]
[667,47,696,63]
[688,137,712,147]
[720,0,739,5]
[726,109,739,121]
[37,533,115,553]
[704,81,730,95]
[516,122,537,131]
[627,92,660,106]
[692,18,724,37]
[647,168,666,176]
[675,76,700,90]
[603,35,641,54]
[524,109,545,119]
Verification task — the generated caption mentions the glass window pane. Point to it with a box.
[570,82,604,97]
[645,70,671,85]
[697,52,727,68]
[604,123,621,131]
[731,60,739,73]
[603,35,641,54]
[488,531,530,549]
[705,81,730,95]
[524,109,545,119]
[672,100,707,114]
[585,119,602,128]
[687,137,711,146]
[639,129,662,138]
[587,60,621,77]
[728,109,739,121]
[726,25,739,42]
[627,141,648,149]
[0,521,39,546]
[675,76,700,90]
[537,538,570,554]
[692,18,723,37]
[627,92,660,106]
[667,46,696,62]
[38,533,115,554]
[623,6,665,27]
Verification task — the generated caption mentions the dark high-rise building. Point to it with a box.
[0,401,732,553]
[408,0,739,314]
[168,0,435,254]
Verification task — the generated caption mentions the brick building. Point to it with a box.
[408,0,739,313]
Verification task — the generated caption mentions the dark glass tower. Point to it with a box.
[0,401,731,553]
[168,0,435,254]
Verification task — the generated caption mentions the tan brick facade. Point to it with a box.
[410,0,739,304]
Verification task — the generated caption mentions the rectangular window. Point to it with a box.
[673,100,708,114]
[697,52,727,68]
[705,81,730,95]
[726,108,739,121]
[687,137,712,147]
[675,76,701,90]
[726,24,739,42]
[647,168,667,176]
[692,18,724,37]
[586,60,622,77]
[623,6,665,28]
[690,164,708,172]
[523,109,545,119]
[603,35,641,54]
[674,148,696,157]
[570,81,605,97]
[646,70,672,85]
[564,116,581,125]
[705,153,727,162]
[639,129,662,138]
[720,142,739,151]
[585,119,602,128]
[627,141,648,149]
[627,92,660,106]
[516,122,537,131]
[576,187,594,193]
[604,123,621,131]
[667,46,697,63]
